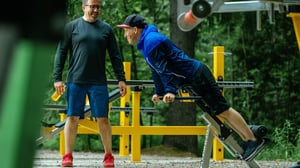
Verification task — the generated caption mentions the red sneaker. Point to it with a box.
[62,152,73,167]
[103,153,114,167]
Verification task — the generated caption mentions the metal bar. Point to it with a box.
[201,125,214,168]
[110,107,157,113]
[119,62,131,156]
[201,113,232,140]
[257,10,262,30]
[216,1,270,13]
[201,113,262,168]
[37,109,91,145]
[109,88,121,102]
[107,79,254,88]
[36,126,64,146]
[261,0,300,5]
[43,104,67,111]
[107,79,154,87]
[175,96,203,100]
[217,81,254,88]
[43,105,158,113]
[131,90,141,162]
[215,0,300,13]
[111,126,207,135]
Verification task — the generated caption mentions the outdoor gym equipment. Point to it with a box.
[181,85,268,168]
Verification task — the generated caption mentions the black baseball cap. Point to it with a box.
[117,14,147,28]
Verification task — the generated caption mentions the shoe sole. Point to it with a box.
[243,138,269,161]
[103,164,114,167]
[288,164,300,168]
[62,162,73,167]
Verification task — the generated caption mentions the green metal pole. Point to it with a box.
[0,40,53,168]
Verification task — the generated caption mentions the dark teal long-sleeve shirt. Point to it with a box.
[53,17,125,85]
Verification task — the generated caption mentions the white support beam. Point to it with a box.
[214,1,279,13]
[261,0,300,5]
[177,0,299,32]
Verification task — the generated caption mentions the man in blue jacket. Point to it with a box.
[117,14,268,161]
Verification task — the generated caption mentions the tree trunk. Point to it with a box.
[162,0,200,156]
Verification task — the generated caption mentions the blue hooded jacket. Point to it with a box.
[137,24,202,95]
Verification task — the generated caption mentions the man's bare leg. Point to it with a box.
[64,116,80,153]
[218,107,268,161]
[98,117,114,167]
[217,107,256,141]
[61,116,80,167]
[97,118,112,153]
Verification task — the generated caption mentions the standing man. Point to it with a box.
[117,14,268,161]
[53,0,126,167]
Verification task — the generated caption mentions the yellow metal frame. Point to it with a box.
[212,46,225,161]
[55,88,208,161]
[287,12,300,51]
[52,55,229,161]
[59,114,67,156]
[119,62,131,156]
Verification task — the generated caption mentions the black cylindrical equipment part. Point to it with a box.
[249,125,267,137]
[192,0,211,18]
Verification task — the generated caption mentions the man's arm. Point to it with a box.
[107,27,126,82]
[53,23,71,82]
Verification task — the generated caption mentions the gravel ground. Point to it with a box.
[33,149,296,168]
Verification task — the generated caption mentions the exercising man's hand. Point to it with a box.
[152,94,162,103]
[163,93,175,103]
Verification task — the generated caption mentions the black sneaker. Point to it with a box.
[288,161,300,168]
[242,137,269,161]
[240,140,247,151]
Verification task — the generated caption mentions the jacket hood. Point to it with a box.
[137,24,167,56]
[137,24,158,50]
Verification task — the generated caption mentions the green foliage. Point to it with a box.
[232,12,300,130]
[40,136,60,150]
[41,111,60,126]
[67,0,83,20]
[258,120,300,161]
